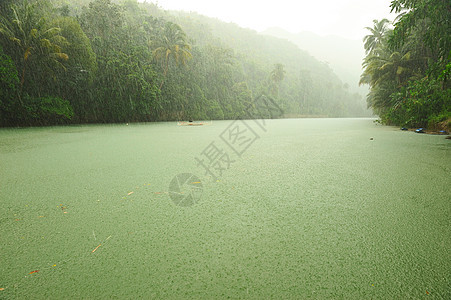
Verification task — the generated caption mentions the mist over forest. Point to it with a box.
[0,0,449,128]
[262,27,366,96]
[0,0,369,126]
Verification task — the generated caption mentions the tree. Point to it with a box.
[363,19,390,55]
[80,0,123,56]
[0,45,19,124]
[0,0,14,16]
[361,48,414,88]
[0,0,75,126]
[271,63,285,84]
[0,0,372,126]
[152,22,192,89]
[361,0,450,129]
[360,29,416,116]
[298,69,312,113]
[50,16,97,122]
[270,63,285,97]
[0,0,68,92]
[79,0,160,123]
[390,0,450,61]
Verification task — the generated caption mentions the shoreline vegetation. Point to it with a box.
[0,117,448,140]
[360,1,450,132]
[0,0,369,127]
[0,0,449,130]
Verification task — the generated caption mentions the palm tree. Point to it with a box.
[361,48,413,88]
[365,81,397,115]
[363,19,390,55]
[271,63,285,83]
[0,1,68,89]
[270,63,285,97]
[361,36,418,116]
[152,22,192,89]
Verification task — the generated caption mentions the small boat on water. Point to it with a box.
[177,120,212,126]
[415,128,425,133]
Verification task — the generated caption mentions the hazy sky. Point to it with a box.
[150,0,395,40]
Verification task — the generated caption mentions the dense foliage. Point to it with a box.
[361,0,450,129]
[1,0,367,126]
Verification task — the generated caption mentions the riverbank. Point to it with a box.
[402,127,449,136]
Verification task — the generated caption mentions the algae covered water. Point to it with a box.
[0,118,450,298]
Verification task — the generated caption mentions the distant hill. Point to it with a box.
[169,12,335,77]
[164,11,371,117]
[10,0,371,124]
[262,27,367,95]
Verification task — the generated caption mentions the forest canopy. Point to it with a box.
[0,0,370,126]
[360,0,450,130]
[10,0,450,128]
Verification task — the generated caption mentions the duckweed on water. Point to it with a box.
[0,119,449,298]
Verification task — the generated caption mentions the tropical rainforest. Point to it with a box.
[361,0,450,130]
[0,0,448,128]
[0,0,367,126]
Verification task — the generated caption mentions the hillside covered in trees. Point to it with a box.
[0,0,369,126]
[262,27,366,97]
[360,0,450,130]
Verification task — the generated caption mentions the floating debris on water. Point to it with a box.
[91,244,102,253]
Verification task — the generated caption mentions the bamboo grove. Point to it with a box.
[2,0,368,126]
[361,0,450,129]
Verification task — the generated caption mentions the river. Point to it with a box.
[0,118,449,298]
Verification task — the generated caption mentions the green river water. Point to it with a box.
[0,118,450,299]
